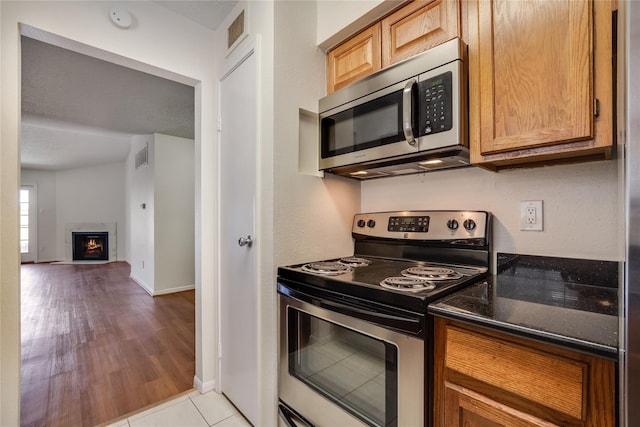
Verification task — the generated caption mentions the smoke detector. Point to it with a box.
[110,8,132,29]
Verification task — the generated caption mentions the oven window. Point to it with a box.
[287,307,398,427]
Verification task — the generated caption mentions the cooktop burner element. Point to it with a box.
[301,261,353,276]
[380,276,436,292]
[401,266,463,281]
[339,257,371,267]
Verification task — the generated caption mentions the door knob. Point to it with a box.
[238,235,253,248]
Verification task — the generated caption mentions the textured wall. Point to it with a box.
[362,160,622,264]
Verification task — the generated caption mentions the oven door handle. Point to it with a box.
[280,283,424,335]
[320,298,422,330]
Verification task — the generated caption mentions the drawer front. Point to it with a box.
[445,326,586,420]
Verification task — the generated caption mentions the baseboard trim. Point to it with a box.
[129,273,154,296]
[193,376,215,393]
[129,274,195,297]
[154,284,196,295]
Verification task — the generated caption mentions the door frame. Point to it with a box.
[11,21,207,419]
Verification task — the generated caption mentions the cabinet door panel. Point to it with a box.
[445,326,586,420]
[478,0,593,155]
[382,0,460,66]
[444,382,560,427]
[327,24,381,93]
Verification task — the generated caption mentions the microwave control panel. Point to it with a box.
[418,71,453,136]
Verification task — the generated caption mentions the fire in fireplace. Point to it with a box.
[72,232,109,261]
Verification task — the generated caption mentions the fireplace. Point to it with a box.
[72,232,109,261]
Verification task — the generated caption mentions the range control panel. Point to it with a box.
[388,215,430,232]
[353,210,489,240]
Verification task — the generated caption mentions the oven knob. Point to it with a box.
[357,219,366,228]
[447,219,459,230]
[463,219,476,231]
[367,219,376,228]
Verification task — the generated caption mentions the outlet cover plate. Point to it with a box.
[520,200,543,231]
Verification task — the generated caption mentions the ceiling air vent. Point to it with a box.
[135,144,148,169]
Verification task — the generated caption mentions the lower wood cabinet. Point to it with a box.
[433,318,616,427]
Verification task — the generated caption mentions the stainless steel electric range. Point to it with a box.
[277,210,492,427]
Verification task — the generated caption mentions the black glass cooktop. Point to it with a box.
[277,256,487,313]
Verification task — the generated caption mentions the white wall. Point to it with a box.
[21,164,126,263]
[127,134,195,295]
[1,3,218,424]
[55,162,126,260]
[128,135,154,290]
[362,160,623,263]
[316,0,403,50]
[20,169,57,262]
[273,2,362,268]
[271,2,363,425]
[154,133,195,292]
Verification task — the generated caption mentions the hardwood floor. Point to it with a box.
[20,262,195,427]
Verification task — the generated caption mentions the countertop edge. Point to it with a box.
[428,304,618,360]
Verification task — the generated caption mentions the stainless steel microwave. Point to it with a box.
[319,38,468,179]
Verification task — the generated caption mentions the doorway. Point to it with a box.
[21,29,199,421]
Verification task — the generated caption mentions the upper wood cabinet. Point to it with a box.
[326,24,381,94]
[466,0,615,169]
[381,0,460,66]
[433,318,617,427]
[326,0,460,94]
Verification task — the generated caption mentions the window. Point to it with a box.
[20,189,29,253]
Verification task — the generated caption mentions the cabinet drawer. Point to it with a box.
[445,326,586,420]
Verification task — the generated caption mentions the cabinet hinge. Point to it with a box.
[594,98,600,118]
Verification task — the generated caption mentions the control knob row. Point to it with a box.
[357,219,376,228]
[447,219,476,231]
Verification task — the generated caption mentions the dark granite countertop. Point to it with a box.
[428,253,619,359]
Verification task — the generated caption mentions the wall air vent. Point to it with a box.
[228,10,245,49]
[135,144,148,169]
[226,8,248,55]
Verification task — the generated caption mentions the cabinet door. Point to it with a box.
[479,0,593,155]
[433,318,617,427]
[468,0,614,168]
[381,0,460,66]
[327,24,381,94]
[444,382,560,427]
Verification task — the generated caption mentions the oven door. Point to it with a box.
[278,288,424,427]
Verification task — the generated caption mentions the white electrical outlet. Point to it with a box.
[520,200,543,231]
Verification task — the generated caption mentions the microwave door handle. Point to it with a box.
[403,79,417,146]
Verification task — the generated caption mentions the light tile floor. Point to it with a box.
[105,389,252,427]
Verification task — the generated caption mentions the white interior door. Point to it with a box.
[218,44,258,425]
[20,185,38,263]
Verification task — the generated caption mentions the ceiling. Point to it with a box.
[20,0,238,171]
[153,1,237,31]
